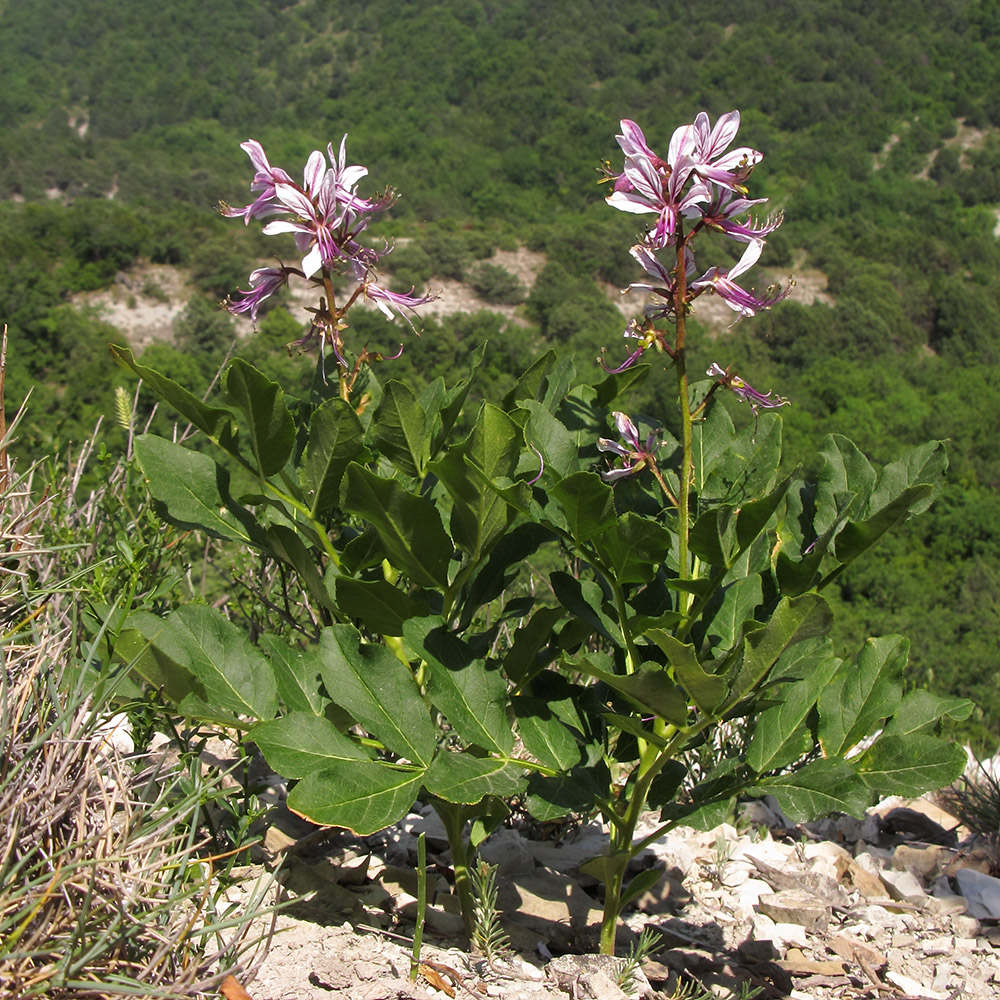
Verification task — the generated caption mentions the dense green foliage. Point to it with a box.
[1,0,999,743]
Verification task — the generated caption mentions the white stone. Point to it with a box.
[932,963,953,992]
[886,971,948,999]
[644,835,697,877]
[922,935,954,956]
[955,868,1000,920]
[852,904,907,933]
[92,711,134,755]
[802,840,851,863]
[478,828,536,876]
[752,912,778,942]
[854,851,885,877]
[771,922,809,948]
[808,856,842,881]
[880,867,927,903]
[732,878,775,912]
[736,839,795,866]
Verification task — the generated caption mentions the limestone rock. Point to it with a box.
[755,890,831,932]
[956,868,1000,920]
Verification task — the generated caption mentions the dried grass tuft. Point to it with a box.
[0,331,276,998]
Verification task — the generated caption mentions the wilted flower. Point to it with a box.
[597,411,661,481]
[706,362,789,411]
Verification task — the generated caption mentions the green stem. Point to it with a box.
[599,859,626,954]
[433,799,474,937]
[647,456,678,508]
[410,831,427,979]
[597,715,715,954]
[610,578,640,675]
[674,226,694,607]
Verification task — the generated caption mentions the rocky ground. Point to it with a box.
[214,787,1000,1000]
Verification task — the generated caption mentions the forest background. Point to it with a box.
[2,0,999,746]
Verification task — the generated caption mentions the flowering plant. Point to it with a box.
[113,118,969,955]
[221,136,434,398]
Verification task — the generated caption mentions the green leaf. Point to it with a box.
[698,573,763,654]
[594,363,650,408]
[525,764,609,822]
[753,758,871,821]
[431,403,520,558]
[703,411,783,502]
[550,572,619,644]
[601,712,668,750]
[869,440,947,516]
[134,434,258,544]
[263,523,334,611]
[115,610,204,706]
[335,577,430,636]
[572,655,688,725]
[501,350,556,411]
[517,400,579,479]
[223,358,295,476]
[855,735,967,797]
[620,866,666,910]
[459,523,552,628]
[259,634,329,716]
[288,761,423,835]
[423,754,526,803]
[149,605,278,721]
[549,472,617,542]
[645,630,727,714]
[403,617,513,755]
[540,356,578,416]
[503,606,564,685]
[373,380,429,479]
[249,713,371,778]
[318,624,436,766]
[432,341,487,453]
[531,672,604,744]
[818,635,908,757]
[577,853,625,890]
[689,506,735,567]
[340,526,387,575]
[736,476,792,553]
[815,435,876,535]
[300,398,366,516]
[882,690,975,738]
[691,402,736,495]
[725,594,834,711]
[775,490,855,597]
[342,463,452,589]
[110,345,234,441]
[746,639,842,773]
[833,484,934,565]
[647,760,689,808]
[661,758,745,828]
[514,696,582,770]
[593,513,672,584]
